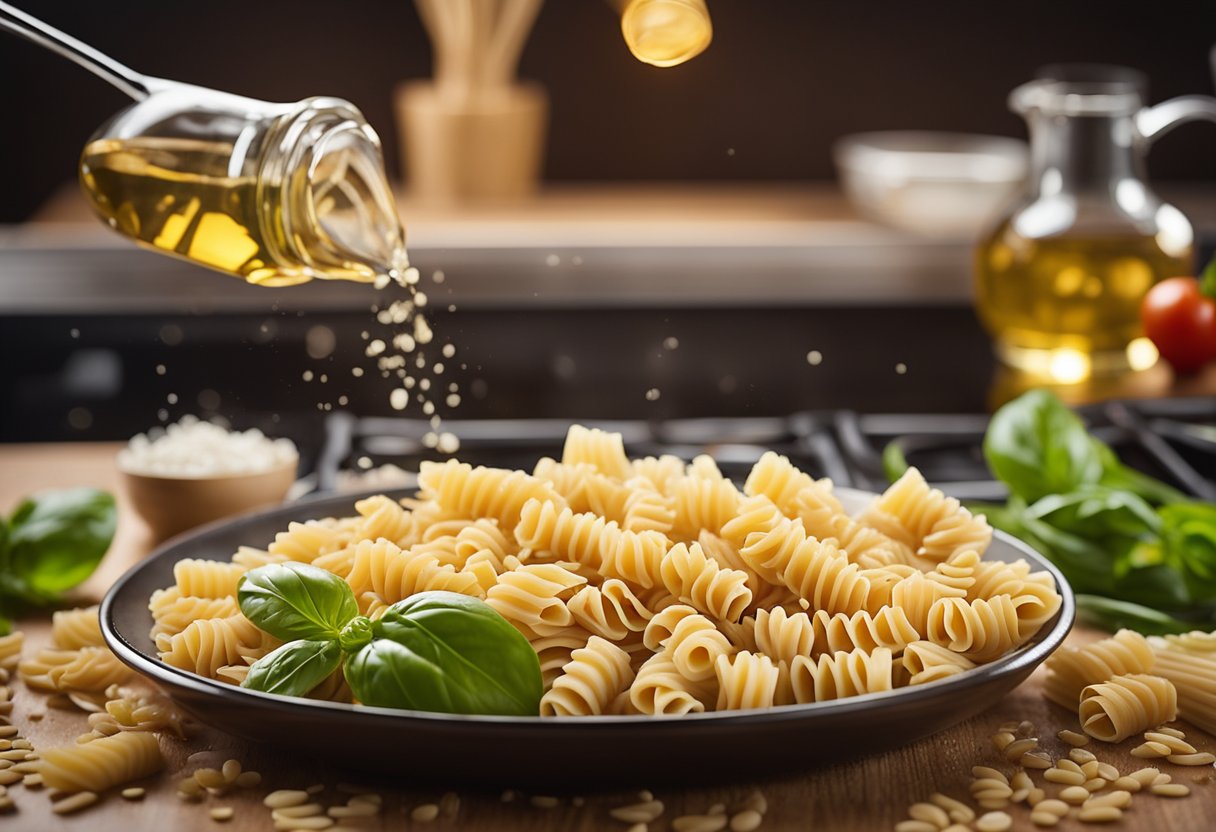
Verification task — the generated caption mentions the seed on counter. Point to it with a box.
[265,789,311,808]
[273,816,332,831]
[1128,767,1160,787]
[530,795,560,809]
[975,811,1013,832]
[1112,776,1141,792]
[22,773,42,788]
[672,813,728,832]
[1168,752,1216,766]
[0,770,24,786]
[929,793,973,823]
[9,739,30,751]
[1030,811,1060,827]
[1082,777,1107,792]
[1035,800,1069,816]
[1021,751,1053,769]
[210,807,234,822]
[1150,783,1190,798]
[194,767,227,789]
[439,791,460,817]
[410,803,440,822]
[221,759,242,781]
[306,783,325,795]
[740,790,767,815]
[1131,741,1171,758]
[1043,768,1085,786]
[1086,790,1132,809]
[52,790,99,814]
[625,825,647,832]
[0,796,12,813]
[1058,729,1089,747]
[991,731,1015,751]
[729,809,763,832]
[272,802,325,819]
[329,802,379,818]
[895,822,938,832]
[1096,763,1119,782]
[1068,748,1097,764]
[1155,726,1186,739]
[708,802,726,815]
[121,787,145,800]
[908,803,950,827]
[235,770,262,788]
[638,789,655,802]
[1078,805,1122,823]
[1145,732,1196,754]
[611,800,666,824]
[0,727,15,739]
[1027,788,1046,806]
[1059,786,1090,804]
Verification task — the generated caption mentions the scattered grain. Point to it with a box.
[52,790,98,814]
[210,807,234,822]
[1086,790,1132,809]
[1030,811,1060,826]
[1131,741,1171,758]
[673,814,728,832]
[265,790,311,809]
[221,759,241,781]
[235,771,262,788]
[1168,752,1216,766]
[1069,748,1097,764]
[1058,729,1089,747]
[1150,783,1190,798]
[908,803,950,827]
[1021,751,1053,769]
[273,803,325,819]
[975,811,1013,832]
[121,787,145,800]
[1059,786,1090,804]
[729,809,763,832]
[611,800,666,824]
[1077,805,1122,823]
[410,804,440,822]
[22,773,42,788]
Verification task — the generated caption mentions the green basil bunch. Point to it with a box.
[236,563,542,715]
[884,389,1216,634]
[0,488,117,633]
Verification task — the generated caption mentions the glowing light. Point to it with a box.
[1048,348,1091,384]
[621,0,712,67]
[1126,337,1159,372]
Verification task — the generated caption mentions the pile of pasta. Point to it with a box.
[149,425,1063,716]
[1044,627,1216,741]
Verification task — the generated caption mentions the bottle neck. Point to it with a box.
[1025,111,1145,198]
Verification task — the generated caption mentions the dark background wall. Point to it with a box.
[0,0,1214,222]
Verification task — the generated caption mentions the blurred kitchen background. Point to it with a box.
[2,0,1216,456]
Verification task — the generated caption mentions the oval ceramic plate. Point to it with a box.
[101,487,1074,787]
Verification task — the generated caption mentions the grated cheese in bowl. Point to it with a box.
[118,416,297,478]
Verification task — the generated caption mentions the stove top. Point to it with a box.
[313,397,1216,501]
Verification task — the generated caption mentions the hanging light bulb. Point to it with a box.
[619,0,712,67]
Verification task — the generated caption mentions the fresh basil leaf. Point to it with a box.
[242,639,342,697]
[984,390,1102,502]
[238,563,358,642]
[346,591,542,716]
[6,488,115,599]
[1026,486,1161,539]
[345,637,455,713]
[1075,595,1197,635]
[882,441,911,484]
[1018,515,1115,595]
[1091,437,1189,506]
[1159,503,1216,595]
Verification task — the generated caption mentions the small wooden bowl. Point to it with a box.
[118,457,298,543]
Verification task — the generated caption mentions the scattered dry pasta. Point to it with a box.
[147,428,1061,716]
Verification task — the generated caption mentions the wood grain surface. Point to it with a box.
[1,442,1212,831]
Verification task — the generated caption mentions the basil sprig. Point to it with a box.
[236,563,542,716]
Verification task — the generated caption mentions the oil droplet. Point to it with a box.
[302,370,314,382]
[157,408,169,421]
[895,363,907,375]
[433,363,444,374]
[414,317,433,345]
[546,254,561,267]
[357,456,374,469]
[726,147,736,156]
[420,379,432,391]
[390,389,408,410]
[423,432,439,448]
[437,432,460,454]
[166,393,178,404]
[442,344,456,359]
[366,339,386,357]
[319,374,328,383]
[351,367,364,377]
[446,394,462,407]
[806,350,823,366]
[423,401,436,416]
[663,337,679,350]
[338,395,349,406]
[645,388,661,401]
[155,364,166,376]
[69,328,80,339]
[432,269,445,284]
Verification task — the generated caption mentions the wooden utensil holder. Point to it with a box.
[396,82,548,203]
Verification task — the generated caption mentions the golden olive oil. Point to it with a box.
[975,221,1190,378]
[80,137,381,286]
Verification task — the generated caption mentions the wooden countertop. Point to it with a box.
[2,443,1213,831]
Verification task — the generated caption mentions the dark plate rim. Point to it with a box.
[101,486,1076,728]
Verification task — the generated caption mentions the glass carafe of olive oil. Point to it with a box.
[80,85,407,287]
[0,2,406,287]
[976,65,1216,380]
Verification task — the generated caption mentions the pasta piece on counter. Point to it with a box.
[1079,674,1178,742]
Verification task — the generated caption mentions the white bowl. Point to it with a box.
[834,131,1028,237]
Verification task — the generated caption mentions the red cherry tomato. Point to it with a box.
[1141,276,1216,373]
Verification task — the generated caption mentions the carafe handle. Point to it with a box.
[0,1,171,101]
[1137,94,1216,142]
